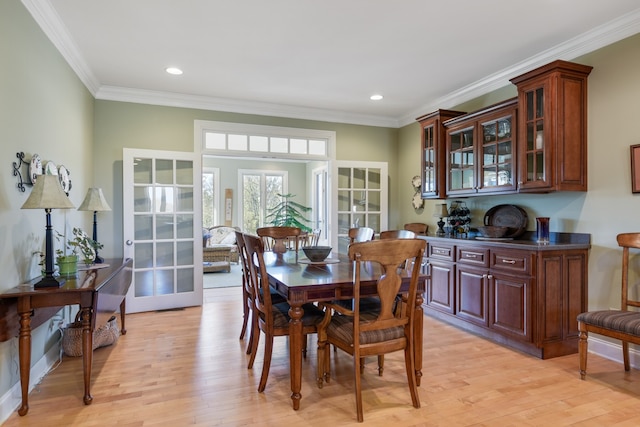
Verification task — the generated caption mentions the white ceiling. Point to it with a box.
[24,0,640,128]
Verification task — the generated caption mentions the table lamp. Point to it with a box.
[433,203,449,236]
[78,188,111,263]
[21,174,75,288]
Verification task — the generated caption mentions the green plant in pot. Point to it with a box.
[266,193,312,233]
[56,227,103,275]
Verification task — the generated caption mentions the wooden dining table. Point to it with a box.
[264,251,428,410]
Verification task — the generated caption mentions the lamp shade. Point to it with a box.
[77,188,111,212]
[21,174,75,210]
[432,203,449,219]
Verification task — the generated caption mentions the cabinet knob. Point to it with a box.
[487,274,493,279]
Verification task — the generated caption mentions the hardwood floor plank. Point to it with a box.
[4,286,640,426]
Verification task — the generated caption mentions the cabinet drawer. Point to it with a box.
[457,246,489,267]
[490,249,531,275]
[428,243,455,261]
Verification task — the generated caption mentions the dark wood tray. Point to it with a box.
[483,204,528,238]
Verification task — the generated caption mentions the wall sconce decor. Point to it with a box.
[78,188,111,263]
[21,174,75,288]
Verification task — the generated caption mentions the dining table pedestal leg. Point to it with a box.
[288,303,304,410]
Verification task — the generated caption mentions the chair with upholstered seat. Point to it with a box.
[404,222,428,235]
[243,233,324,392]
[317,238,425,422]
[348,227,375,243]
[578,233,640,380]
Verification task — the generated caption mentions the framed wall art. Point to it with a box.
[631,144,640,193]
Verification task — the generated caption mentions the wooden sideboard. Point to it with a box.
[0,258,133,416]
[421,234,589,359]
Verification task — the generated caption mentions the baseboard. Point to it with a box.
[0,343,61,424]
[585,336,640,368]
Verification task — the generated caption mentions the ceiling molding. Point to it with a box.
[398,8,640,127]
[23,1,640,129]
[96,86,401,128]
[21,0,100,95]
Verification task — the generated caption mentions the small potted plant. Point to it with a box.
[56,228,103,275]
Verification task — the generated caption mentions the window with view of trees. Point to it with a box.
[202,168,219,227]
[240,170,287,234]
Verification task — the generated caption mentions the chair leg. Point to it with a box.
[378,355,384,376]
[623,341,630,371]
[245,310,255,355]
[258,335,274,392]
[323,339,331,384]
[239,283,249,340]
[403,344,420,409]
[317,337,326,388]
[302,334,308,359]
[354,353,364,423]
[247,325,260,369]
[578,325,588,380]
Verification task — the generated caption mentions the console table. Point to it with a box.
[0,258,133,416]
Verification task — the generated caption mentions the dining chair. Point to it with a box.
[243,233,325,392]
[379,229,416,239]
[404,222,428,235]
[257,226,301,254]
[578,233,640,380]
[236,231,287,362]
[316,238,426,422]
[348,227,375,243]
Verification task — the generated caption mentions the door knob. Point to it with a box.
[126,240,133,246]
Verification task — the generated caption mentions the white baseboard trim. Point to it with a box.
[0,344,62,424]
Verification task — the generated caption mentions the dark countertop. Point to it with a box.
[419,231,591,251]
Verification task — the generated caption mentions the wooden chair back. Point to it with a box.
[257,226,301,253]
[578,232,640,379]
[404,222,428,235]
[243,234,276,328]
[235,231,253,342]
[348,227,375,243]
[304,228,321,247]
[380,229,416,239]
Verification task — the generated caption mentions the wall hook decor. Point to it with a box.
[12,152,32,192]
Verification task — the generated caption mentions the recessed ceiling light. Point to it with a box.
[370,94,383,101]
[166,67,183,75]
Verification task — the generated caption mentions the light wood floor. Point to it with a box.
[4,287,640,426]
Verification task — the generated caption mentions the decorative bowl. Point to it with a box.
[302,246,332,262]
[477,226,509,238]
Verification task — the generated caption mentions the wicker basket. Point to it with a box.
[62,313,120,357]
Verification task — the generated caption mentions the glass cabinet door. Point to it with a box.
[478,111,517,194]
[422,124,437,196]
[524,87,547,185]
[447,126,476,194]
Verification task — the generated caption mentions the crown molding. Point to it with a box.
[95,86,401,128]
[398,7,640,127]
[23,1,640,129]
[21,0,100,95]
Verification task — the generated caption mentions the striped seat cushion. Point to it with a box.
[326,311,404,345]
[577,310,640,335]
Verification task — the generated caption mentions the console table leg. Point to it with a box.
[81,307,93,405]
[17,304,32,416]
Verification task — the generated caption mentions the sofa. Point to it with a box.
[203,225,240,266]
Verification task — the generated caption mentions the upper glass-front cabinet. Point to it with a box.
[417,110,465,199]
[444,99,518,197]
[511,60,592,192]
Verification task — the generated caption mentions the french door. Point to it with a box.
[333,161,388,253]
[123,148,202,313]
